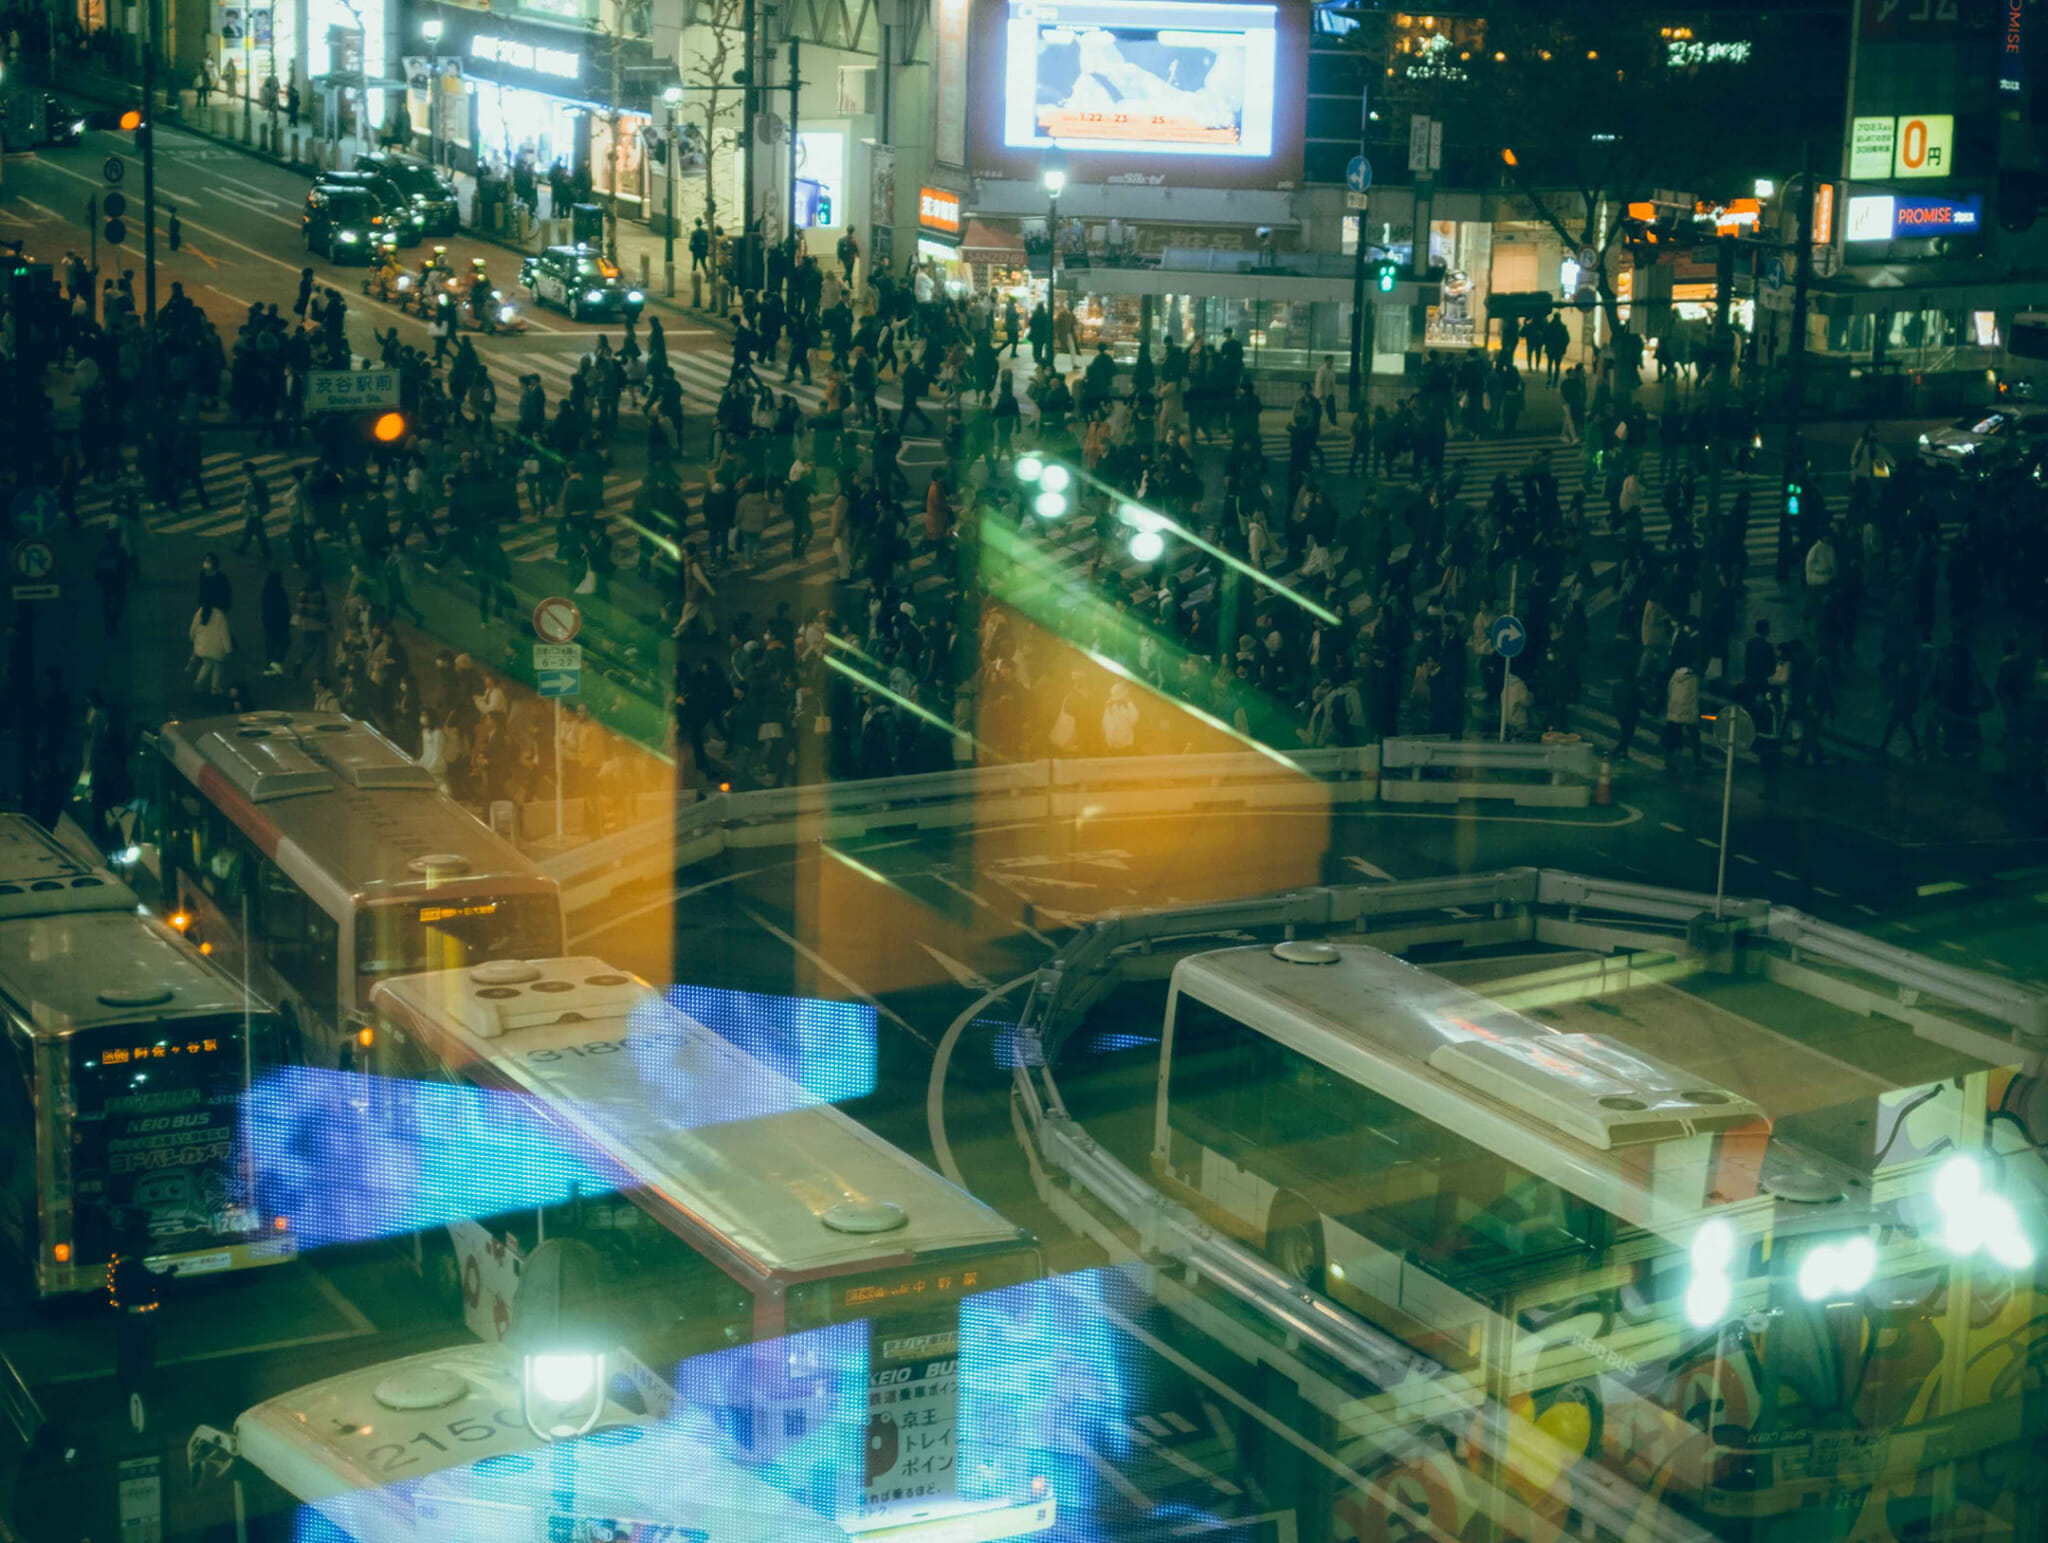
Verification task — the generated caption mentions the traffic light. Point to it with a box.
[1373,259,1398,293]
[103,191,127,248]
[118,109,141,131]
[1785,477,1802,520]
[371,411,407,443]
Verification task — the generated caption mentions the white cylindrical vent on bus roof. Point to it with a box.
[372,1366,471,1411]
[98,986,174,1008]
[821,1200,909,1234]
[1271,941,1341,965]
[471,961,543,986]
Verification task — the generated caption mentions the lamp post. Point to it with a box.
[662,83,681,298]
[1041,148,1066,345]
[421,17,443,168]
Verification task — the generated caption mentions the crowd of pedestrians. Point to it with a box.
[5,190,2044,829]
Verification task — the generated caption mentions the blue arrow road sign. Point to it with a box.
[1764,256,1785,291]
[1491,613,1528,660]
[10,487,56,535]
[1346,155,1373,193]
[536,669,582,699]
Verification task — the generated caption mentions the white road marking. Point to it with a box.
[1855,903,1880,916]
[1661,821,1686,834]
[1344,856,1396,880]
[568,864,780,945]
[299,1260,377,1333]
[736,903,924,1042]
[1080,1436,1155,1510]
[927,972,1034,1186]
[1735,854,1760,865]
[918,943,996,993]
[925,870,994,909]
[1815,885,1841,898]
[1773,869,1799,881]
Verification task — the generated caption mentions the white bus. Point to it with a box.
[191,1340,860,1543]
[1153,941,2048,1543]
[0,815,295,1295]
[337,957,1054,1543]
[142,712,563,1068]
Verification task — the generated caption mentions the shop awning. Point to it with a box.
[960,218,1025,262]
[1813,260,2048,317]
[311,71,412,93]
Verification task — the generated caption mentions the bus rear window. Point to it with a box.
[357,894,563,979]
[71,1020,253,1262]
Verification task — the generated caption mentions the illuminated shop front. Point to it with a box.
[428,8,651,192]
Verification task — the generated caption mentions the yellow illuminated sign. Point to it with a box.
[419,903,500,923]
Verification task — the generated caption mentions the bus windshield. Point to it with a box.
[71,1020,257,1265]
[356,895,562,981]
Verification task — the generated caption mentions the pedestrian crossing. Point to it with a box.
[56,342,1350,591]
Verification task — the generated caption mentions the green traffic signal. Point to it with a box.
[1374,260,1397,293]
[1786,480,1802,518]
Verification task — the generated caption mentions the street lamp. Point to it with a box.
[421,17,444,168]
[662,83,682,298]
[1041,148,1067,353]
[509,1237,615,1442]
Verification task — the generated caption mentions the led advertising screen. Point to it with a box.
[1002,0,1278,158]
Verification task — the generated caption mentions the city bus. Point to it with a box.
[140,712,563,1069]
[1152,940,2048,1543]
[0,815,294,1296]
[190,1340,860,1543]
[326,957,1054,1543]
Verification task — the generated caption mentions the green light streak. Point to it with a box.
[823,654,989,756]
[1048,458,1340,627]
[1081,648,1305,774]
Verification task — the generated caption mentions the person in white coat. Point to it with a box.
[189,605,233,697]
[1662,664,1701,775]
[1101,680,1139,753]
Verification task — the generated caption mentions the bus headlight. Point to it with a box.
[1797,1234,1877,1302]
[1684,1218,1735,1327]
[1932,1153,2036,1268]
[585,289,605,303]
[529,1352,600,1403]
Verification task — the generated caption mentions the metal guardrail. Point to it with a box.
[539,748,1379,910]
[1767,905,2048,1045]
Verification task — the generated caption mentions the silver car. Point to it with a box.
[1918,407,2048,470]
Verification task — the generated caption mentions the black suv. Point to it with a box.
[354,153,461,237]
[519,245,646,323]
[302,184,392,263]
[316,169,422,246]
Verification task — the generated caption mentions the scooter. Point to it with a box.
[475,288,529,336]
[361,267,413,305]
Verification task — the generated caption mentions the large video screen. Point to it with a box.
[1002,0,1278,159]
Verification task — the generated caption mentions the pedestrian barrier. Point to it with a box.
[1379,735,1597,807]
[536,747,1379,910]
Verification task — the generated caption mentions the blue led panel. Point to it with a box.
[241,1067,623,1250]
[665,984,879,1103]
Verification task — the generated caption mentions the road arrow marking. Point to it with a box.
[918,943,995,993]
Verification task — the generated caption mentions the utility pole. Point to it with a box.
[738,0,758,294]
[662,86,680,298]
[606,31,623,261]
[1704,232,1733,523]
[142,0,158,327]
[1782,138,1816,581]
[1346,84,1369,412]
[785,39,800,244]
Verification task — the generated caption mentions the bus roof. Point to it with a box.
[0,814,137,920]
[157,712,553,907]
[232,1342,849,1542]
[1173,943,1787,1231]
[0,909,255,1038]
[371,960,1031,1277]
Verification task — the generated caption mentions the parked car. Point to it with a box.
[316,168,421,246]
[354,152,461,237]
[519,244,646,323]
[1918,408,2048,471]
[302,184,393,263]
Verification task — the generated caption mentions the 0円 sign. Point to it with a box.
[1849,113,1955,179]
[307,369,401,412]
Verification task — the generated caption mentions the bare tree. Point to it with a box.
[680,0,745,240]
